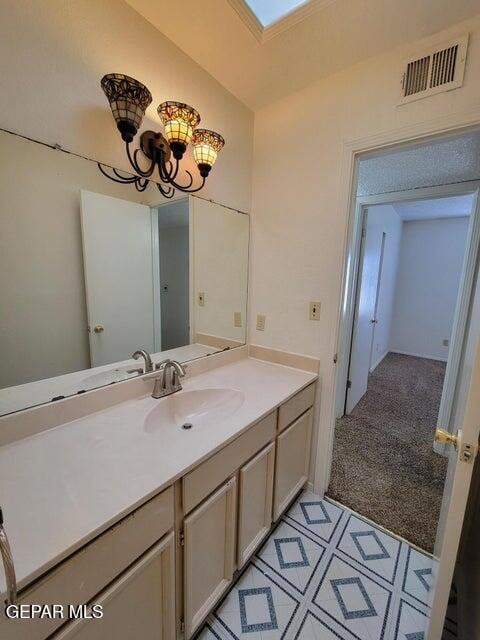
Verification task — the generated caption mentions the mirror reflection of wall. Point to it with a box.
[192,198,249,349]
[0,129,249,415]
[157,200,190,351]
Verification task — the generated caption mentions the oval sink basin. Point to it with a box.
[144,388,245,432]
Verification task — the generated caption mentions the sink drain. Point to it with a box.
[182,422,193,430]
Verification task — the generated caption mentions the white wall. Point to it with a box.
[0,0,253,214]
[366,205,402,370]
[249,14,480,489]
[390,217,469,361]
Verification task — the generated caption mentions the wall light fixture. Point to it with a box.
[98,73,225,198]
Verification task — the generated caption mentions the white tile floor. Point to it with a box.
[198,491,446,640]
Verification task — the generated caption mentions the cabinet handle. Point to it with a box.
[0,508,17,605]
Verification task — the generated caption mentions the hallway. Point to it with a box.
[328,353,448,552]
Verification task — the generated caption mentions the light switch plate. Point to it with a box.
[198,292,205,306]
[256,314,266,331]
[310,301,321,321]
[234,311,242,327]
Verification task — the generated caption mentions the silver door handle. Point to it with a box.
[0,508,17,605]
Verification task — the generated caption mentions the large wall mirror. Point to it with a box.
[0,129,249,415]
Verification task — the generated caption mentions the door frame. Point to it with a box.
[315,120,480,498]
[335,180,480,428]
[150,206,162,353]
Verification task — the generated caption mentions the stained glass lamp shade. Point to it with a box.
[157,101,201,159]
[192,129,225,177]
[100,73,152,142]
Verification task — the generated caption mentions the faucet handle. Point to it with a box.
[155,358,171,371]
[174,361,187,377]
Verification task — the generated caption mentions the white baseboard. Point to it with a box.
[389,349,447,363]
[369,350,389,372]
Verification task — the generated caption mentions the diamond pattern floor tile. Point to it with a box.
[402,547,436,607]
[392,600,429,640]
[336,515,402,585]
[285,492,344,543]
[313,554,392,640]
[296,610,353,640]
[214,563,300,639]
[197,490,437,640]
[256,519,326,594]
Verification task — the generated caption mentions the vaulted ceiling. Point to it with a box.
[126,0,480,110]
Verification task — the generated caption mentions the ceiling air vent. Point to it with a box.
[399,34,469,105]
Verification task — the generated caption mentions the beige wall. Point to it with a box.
[193,198,249,343]
[249,15,480,489]
[0,0,253,214]
[0,0,253,388]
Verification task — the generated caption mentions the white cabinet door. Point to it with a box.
[237,442,275,568]
[273,409,312,520]
[53,532,175,640]
[183,477,237,638]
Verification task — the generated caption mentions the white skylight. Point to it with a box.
[244,0,309,26]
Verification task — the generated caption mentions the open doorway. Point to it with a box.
[328,130,480,555]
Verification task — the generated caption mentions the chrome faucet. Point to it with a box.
[152,360,186,399]
[131,349,154,373]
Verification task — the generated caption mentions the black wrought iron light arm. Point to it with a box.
[98,133,206,197]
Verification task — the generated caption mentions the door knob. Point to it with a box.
[435,428,458,448]
[93,325,104,334]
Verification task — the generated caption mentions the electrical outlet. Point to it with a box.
[198,292,205,307]
[256,314,266,331]
[234,311,242,328]
[443,339,449,347]
[310,301,321,321]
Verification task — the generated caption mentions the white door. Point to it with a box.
[427,341,480,638]
[80,190,155,367]
[346,210,383,413]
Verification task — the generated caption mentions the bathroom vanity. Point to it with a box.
[0,354,317,640]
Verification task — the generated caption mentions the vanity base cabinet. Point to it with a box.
[273,408,313,521]
[0,487,174,640]
[52,532,176,640]
[183,477,237,638]
[237,442,275,568]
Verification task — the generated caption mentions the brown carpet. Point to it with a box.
[327,352,448,552]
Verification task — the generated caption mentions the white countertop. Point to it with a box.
[0,357,316,596]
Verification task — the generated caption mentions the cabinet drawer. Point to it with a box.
[183,411,276,514]
[51,532,175,640]
[274,408,312,520]
[278,383,315,432]
[0,486,174,640]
